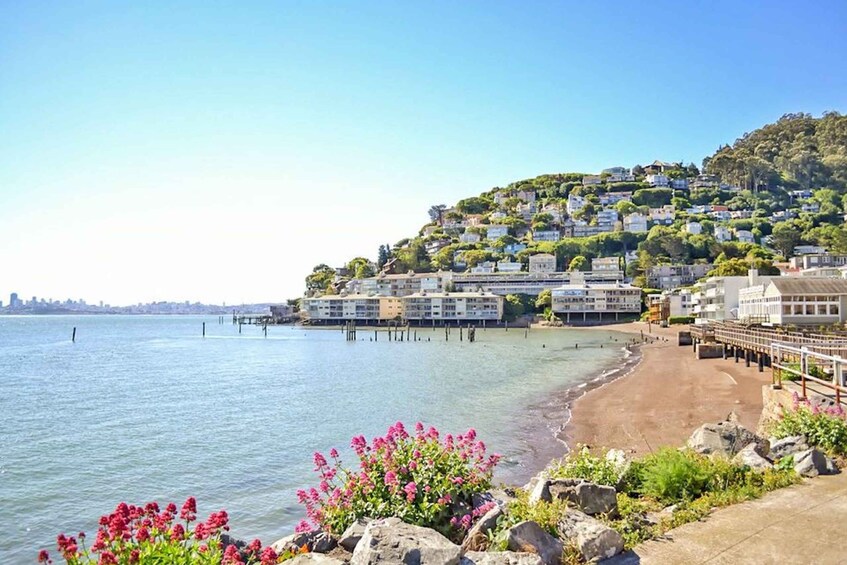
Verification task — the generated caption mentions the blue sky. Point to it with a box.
[1,1,845,304]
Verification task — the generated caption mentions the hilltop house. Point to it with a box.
[623,212,648,233]
[496,261,522,273]
[596,208,619,225]
[649,205,675,224]
[643,160,676,174]
[714,225,732,242]
[645,174,670,187]
[599,192,632,206]
[567,194,587,214]
[529,253,557,274]
[582,175,603,186]
[685,221,703,235]
[486,225,509,239]
[735,230,755,244]
[533,230,561,242]
[459,231,481,244]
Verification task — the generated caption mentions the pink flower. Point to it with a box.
[314,452,328,469]
[384,471,398,487]
[180,497,197,521]
[295,520,313,533]
[403,481,417,502]
[330,448,339,459]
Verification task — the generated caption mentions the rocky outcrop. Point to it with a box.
[548,479,618,516]
[272,531,338,554]
[505,521,563,565]
[462,504,503,552]
[350,517,462,565]
[793,448,837,477]
[732,443,773,472]
[769,435,810,460]
[339,518,371,552]
[460,551,544,565]
[687,421,767,457]
[526,473,552,504]
[286,555,346,565]
[557,510,624,562]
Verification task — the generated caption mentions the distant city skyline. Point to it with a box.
[2,1,846,305]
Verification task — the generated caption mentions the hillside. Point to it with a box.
[306,112,847,294]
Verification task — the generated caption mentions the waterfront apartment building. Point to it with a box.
[647,264,713,289]
[449,269,624,297]
[648,289,694,322]
[303,294,403,323]
[692,271,775,323]
[402,292,503,323]
[738,277,847,325]
[551,281,641,321]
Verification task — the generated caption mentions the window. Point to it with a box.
[817,304,828,315]
[806,304,815,315]
[793,305,803,315]
[830,304,840,316]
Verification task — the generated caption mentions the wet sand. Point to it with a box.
[564,322,771,456]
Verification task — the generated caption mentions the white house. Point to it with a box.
[582,175,602,186]
[649,205,675,224]
[596,208,619,225]
[693,271,773,322]
[471,261,496,274]
[714,226,732,242]
[685,221,703,235]
[496,261,522,273]
[623,213,648,233]
[529,253,557,274]
[735,230,755,243]
[599,192,632,206]
[486,225,509,239]
[567,194,587,214]
[459,231,481,244]
[489,211,508,221]
[645,174,670,187]
[738,277,847,325]
[533,230,561,242]
[516,190,536,203]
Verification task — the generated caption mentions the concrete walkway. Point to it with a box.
[608,472,847,564]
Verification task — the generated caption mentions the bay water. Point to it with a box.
[0,315,631,562]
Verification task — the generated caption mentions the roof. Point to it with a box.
[529,253,556,259]
[404,292,501,299]
[553,283,639,292]
[768,277,847,295]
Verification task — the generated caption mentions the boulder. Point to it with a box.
[732,443,773,472]
[286,555,346,565]
[505,521,563,565]
[526,473,552,504]
[769,435,809,460]
[793,448,837,477]
[474,489,515,510]
[272,531,338,554]
[350,517,461,565]
[462,504,503,552]
[687,421,767,457]
[461,551,544,565]
[557,510,624,562]
[339,518,372,552]
[548,479,617,516]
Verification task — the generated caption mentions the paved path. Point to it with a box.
[608,472,847,564]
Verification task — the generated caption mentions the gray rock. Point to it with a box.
[462,504,503,552]
[769,435,809,460]
[526,473,552,504]
[350,517,461,565]
[548,479,617,516]
[505,521,563,565]
[286,555,346,565]
[732,443,773,472]
[793,448,836,477]
[461,551,544,565]
[687,421,767,457]
[826,457,840,475]
[272,531,338,554]
[557,510,624,562]
[339,518,372,552]
[474,489,515,510]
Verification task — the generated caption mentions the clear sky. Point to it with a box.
[1,1,845,305]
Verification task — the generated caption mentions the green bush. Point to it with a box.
[487,490,568,550]
[668,316,694,325]
[548,446,627,487]
[769,396,847,455]
[634,449,714,503]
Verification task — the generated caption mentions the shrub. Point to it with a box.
[769,393,847,455]
[548,446,626,487]
[38,498,278,565]
[635,449,713,503]
[487,490,568,550]
[668,316,694,325]
[297,422,500,540]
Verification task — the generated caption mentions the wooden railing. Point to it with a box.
[690,321,847,355]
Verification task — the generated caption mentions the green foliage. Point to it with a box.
[769,400,847,455]
[490,490,568,546]
[534,289,552,311]
[632,188,673,208]
[770,221,802,259]
[305,264,336,292]
[503,294,532,321]
[668,316,695,325]
[567,255,590,272]
[456,196,493,215]
[548,446,627,487]
[633,449,713,503]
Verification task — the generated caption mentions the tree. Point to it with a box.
[568,255,590,271]
[770,222,802,258]
[615,200,638,216]
[428,204,447,224]
[632,188,673,208]
[535,289,552,311]
[377,244,391,268]
[456,196,492,215]
[504,294,528,321]
[346,257,375,279]
[305,264,336,292]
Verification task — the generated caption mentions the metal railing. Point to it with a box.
[771,342,847,405]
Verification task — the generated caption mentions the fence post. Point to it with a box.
[801,346,809,400]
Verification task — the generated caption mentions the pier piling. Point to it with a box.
[202,322,206,337]
[72,327,76,343]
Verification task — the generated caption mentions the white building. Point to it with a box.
[496,261,522,273]
[582,175,603,186]
[735,230,755,243]
[623,213,648,233]
[591,257,620,271]
[551,280,642,321]
[714,226,732,242]
[470,261,496,274]
[567,194,587,214]
[599,192,632,206]
[529,253,557,274]
[516,190,536,203]
[459,231,481,244]
[685,221,703,235]
[647,264,713,289]
[486,225,509,239]
[645,174,670,187]
[738,277,847,325]
[402,292,503,322]
[692,270,774,322]
[649,205,675,224]
[532,230,561,242]
[303,294,403,323]
[596,208,619,225]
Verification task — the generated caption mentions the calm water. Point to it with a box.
[0,315,630,562]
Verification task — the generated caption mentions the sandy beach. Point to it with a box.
[564,322,771,456]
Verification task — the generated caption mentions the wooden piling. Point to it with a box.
[72,327,76,342]
[202,322,206,337]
